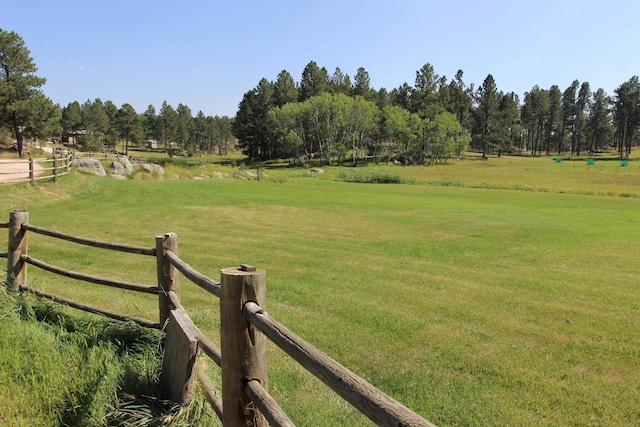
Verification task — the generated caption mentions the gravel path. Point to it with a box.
[0,159,45,183]
[0,145,53,183]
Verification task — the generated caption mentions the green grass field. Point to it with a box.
[1,153,639,426]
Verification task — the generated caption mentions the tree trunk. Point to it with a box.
[12,118,25,158]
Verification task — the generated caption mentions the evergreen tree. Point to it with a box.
[61,101,82,142]
[390,83,412,111]
[560,80,579,155]
[142,104,159,142]
[0,29,55,156]
[495,92,521,154]
[175,103,192,153]
[545,85,562,155]
[273,70,298,107]
[352,67,372,99]
[574,82,591,155]
[103,100,119,150]
[473,74,500,158]
[159,101,178,151]
[298,61,328,102]
[447,70,473,131]
[329,67,351,95]
[116,103,143,154]
[613,76,639,157]
[233,78,275,160]
[81,98,109,150]
[587,88,612,153]
[410,63,443,119]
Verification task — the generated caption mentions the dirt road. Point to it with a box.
[0,159,46,183]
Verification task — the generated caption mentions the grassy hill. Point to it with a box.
[1,153,639,425]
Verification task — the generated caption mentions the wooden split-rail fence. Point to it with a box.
[0,150,73,185]
[1,210,435,427]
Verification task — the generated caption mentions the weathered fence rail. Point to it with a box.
[3,210,435,427]
[0,151,73,185]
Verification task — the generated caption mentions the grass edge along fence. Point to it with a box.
[0,150,73,185]
[1,210,435,427]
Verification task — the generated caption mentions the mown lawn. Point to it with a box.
[1,154,639,426]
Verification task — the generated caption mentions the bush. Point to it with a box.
[338,170,409,184]
[78,133,104,152]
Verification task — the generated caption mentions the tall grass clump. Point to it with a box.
[0,287,218,426]
[338,169,410,184]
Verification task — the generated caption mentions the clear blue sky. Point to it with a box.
[2,0,638,117]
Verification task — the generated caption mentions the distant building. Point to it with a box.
[147,140,158,149]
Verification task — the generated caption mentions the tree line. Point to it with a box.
[2,28,639,161]
[234,61,640,164]
[0,29,233,157]
[59,99,233,156]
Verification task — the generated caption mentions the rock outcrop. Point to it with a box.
[71,158,106,176]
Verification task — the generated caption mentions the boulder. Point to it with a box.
[134,162,165,177]
[234,169,266,180]
[109,160,127,177]
[72,158,106,176]
[116,155,134,175]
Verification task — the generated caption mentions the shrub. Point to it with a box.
[338,170,409,184]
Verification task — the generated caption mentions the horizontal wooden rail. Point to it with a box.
[0,252,7,258]
[75,152,120,160]
[197,367,224,421]
[19,284,160,329]
[23,223,156,256]
[164,249,221,297]
[0,170,30,175]
[245,379,295,427]
[0,160,26,166]
[243,301,435,427]
[197,330,223,368]
[0,222,9,228]
[23,255,158,294]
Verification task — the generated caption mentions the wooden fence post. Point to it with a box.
[221,265,268,427]
[53,152,58,183]
[7,210,29,291]
[160,308,199,405]
[156,232,179,326]
[29,157,34,185]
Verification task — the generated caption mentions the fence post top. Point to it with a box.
[221,265,264,276]
[155,232,177,239]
